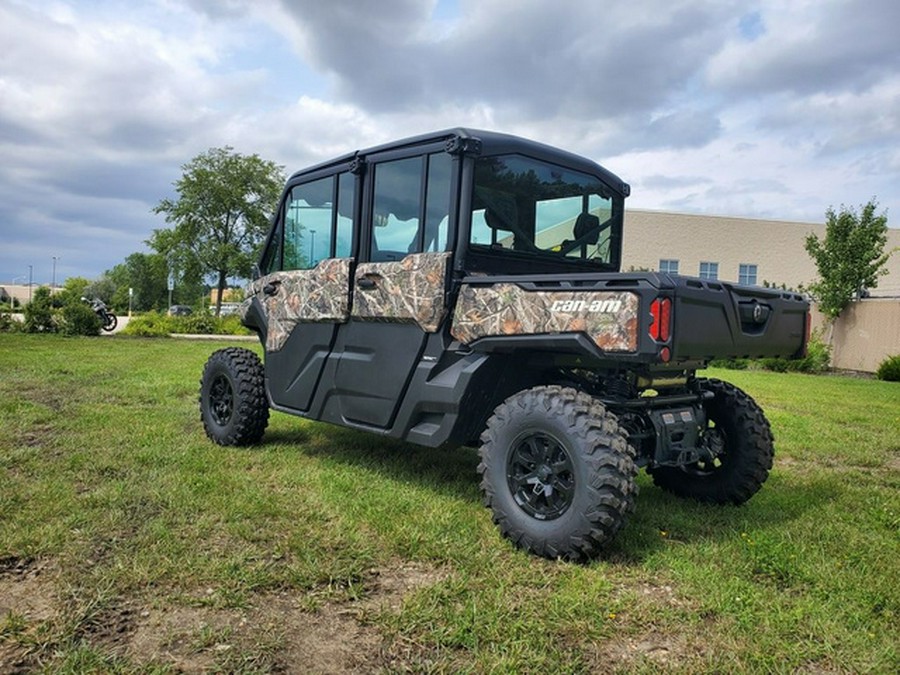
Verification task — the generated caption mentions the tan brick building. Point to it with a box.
[622,209,900,298]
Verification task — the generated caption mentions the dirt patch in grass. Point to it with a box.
[124,560,449,673]
[0,556,58,673]
[15,381,70,414]
[589,630,706,670]
[583,578,710,671]
[2,557,449,672]
[0,556,57,622]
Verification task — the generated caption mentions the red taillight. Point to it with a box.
[649,297,672,342]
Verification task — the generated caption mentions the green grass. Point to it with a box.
[0,333,897,672]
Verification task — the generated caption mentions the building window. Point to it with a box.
[738,263,758,286]
[659,259,679,274]
[699,261,719,280]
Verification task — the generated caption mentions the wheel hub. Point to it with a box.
[507,432,575,521]
[209,374,234,426]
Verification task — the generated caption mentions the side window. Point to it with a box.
[262,171,356,273]
[335,172,355,258]
[469,154,616,264]
[284,177,334,270]
[372,157,422,262]
[424,153,452,252]
[370,152,453,261]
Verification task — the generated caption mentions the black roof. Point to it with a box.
[288,128,630,197]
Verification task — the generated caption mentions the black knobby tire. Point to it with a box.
[199,347,269,446]
[649,378,774,504]
[102,313,117,332]
[478,386,638,561]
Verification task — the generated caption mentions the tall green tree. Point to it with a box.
[106,252,168,312]
[150,147,284,315]
[805,199,891,319]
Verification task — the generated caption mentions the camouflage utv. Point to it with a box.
[199,129,809,560]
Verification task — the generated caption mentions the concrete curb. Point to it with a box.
[168,333,257,341]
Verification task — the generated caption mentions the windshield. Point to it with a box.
[470,154,617,267]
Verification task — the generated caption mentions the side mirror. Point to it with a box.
[251,263,261,281]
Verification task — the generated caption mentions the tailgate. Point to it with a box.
[670,277,809,360]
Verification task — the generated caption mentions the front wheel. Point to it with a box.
[648,378,774,504]
[102,312,117,332]
[478,386,637,561]
[200,347,269,446]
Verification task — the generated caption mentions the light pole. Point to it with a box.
[52,256,59,292]
[28,264,33,303]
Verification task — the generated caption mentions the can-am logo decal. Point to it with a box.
[550,298,623,313]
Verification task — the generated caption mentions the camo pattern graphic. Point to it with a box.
[451,283,640,351]
[352,252,452,332]
[242,258,352,352]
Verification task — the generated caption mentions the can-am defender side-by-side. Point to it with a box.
[199,129,809,560]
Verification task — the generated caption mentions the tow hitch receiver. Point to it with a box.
[649,406,706,466]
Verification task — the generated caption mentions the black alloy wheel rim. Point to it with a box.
[507,432,575,520]
[209,374,235,426]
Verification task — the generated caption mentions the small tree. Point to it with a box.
[83,275,118,307]
[804,199,891,319]
[24,286,56,333]
[150,147,284,316]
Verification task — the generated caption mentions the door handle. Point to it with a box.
[263,280,281,296]
[356,277,377,290]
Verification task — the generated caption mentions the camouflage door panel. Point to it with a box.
[352,252,452,332]
[241,258,352,352]
[451,283,640,351]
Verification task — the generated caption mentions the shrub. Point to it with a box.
[177,311,217,334]
[123,310,252,337]
[60,302,102,336]
[122,311,171,337]
[0,311,22,333]
[796,331,832,374]
[709,330,830,375]
[875,354,900,382]
[23,287,56,333]
[217,314,252,336]
[708,358,750,370]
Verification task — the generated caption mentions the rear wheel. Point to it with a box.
[649,378,773,504]
[478,386,637,561]
[200,347,269,446]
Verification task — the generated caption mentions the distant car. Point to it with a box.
[168,305,193,316]
[211,302,241,316]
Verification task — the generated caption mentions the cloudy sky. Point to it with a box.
[1,0,898,284]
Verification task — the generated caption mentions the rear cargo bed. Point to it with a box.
[668,275,808,361]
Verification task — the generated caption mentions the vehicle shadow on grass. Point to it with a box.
[609,470,841,563]
[258,426,835,564]
[260,426,483,503]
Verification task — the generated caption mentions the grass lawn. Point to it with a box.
[0,333,897,673]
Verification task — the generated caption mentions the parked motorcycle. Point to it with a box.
[82,297,118,332]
